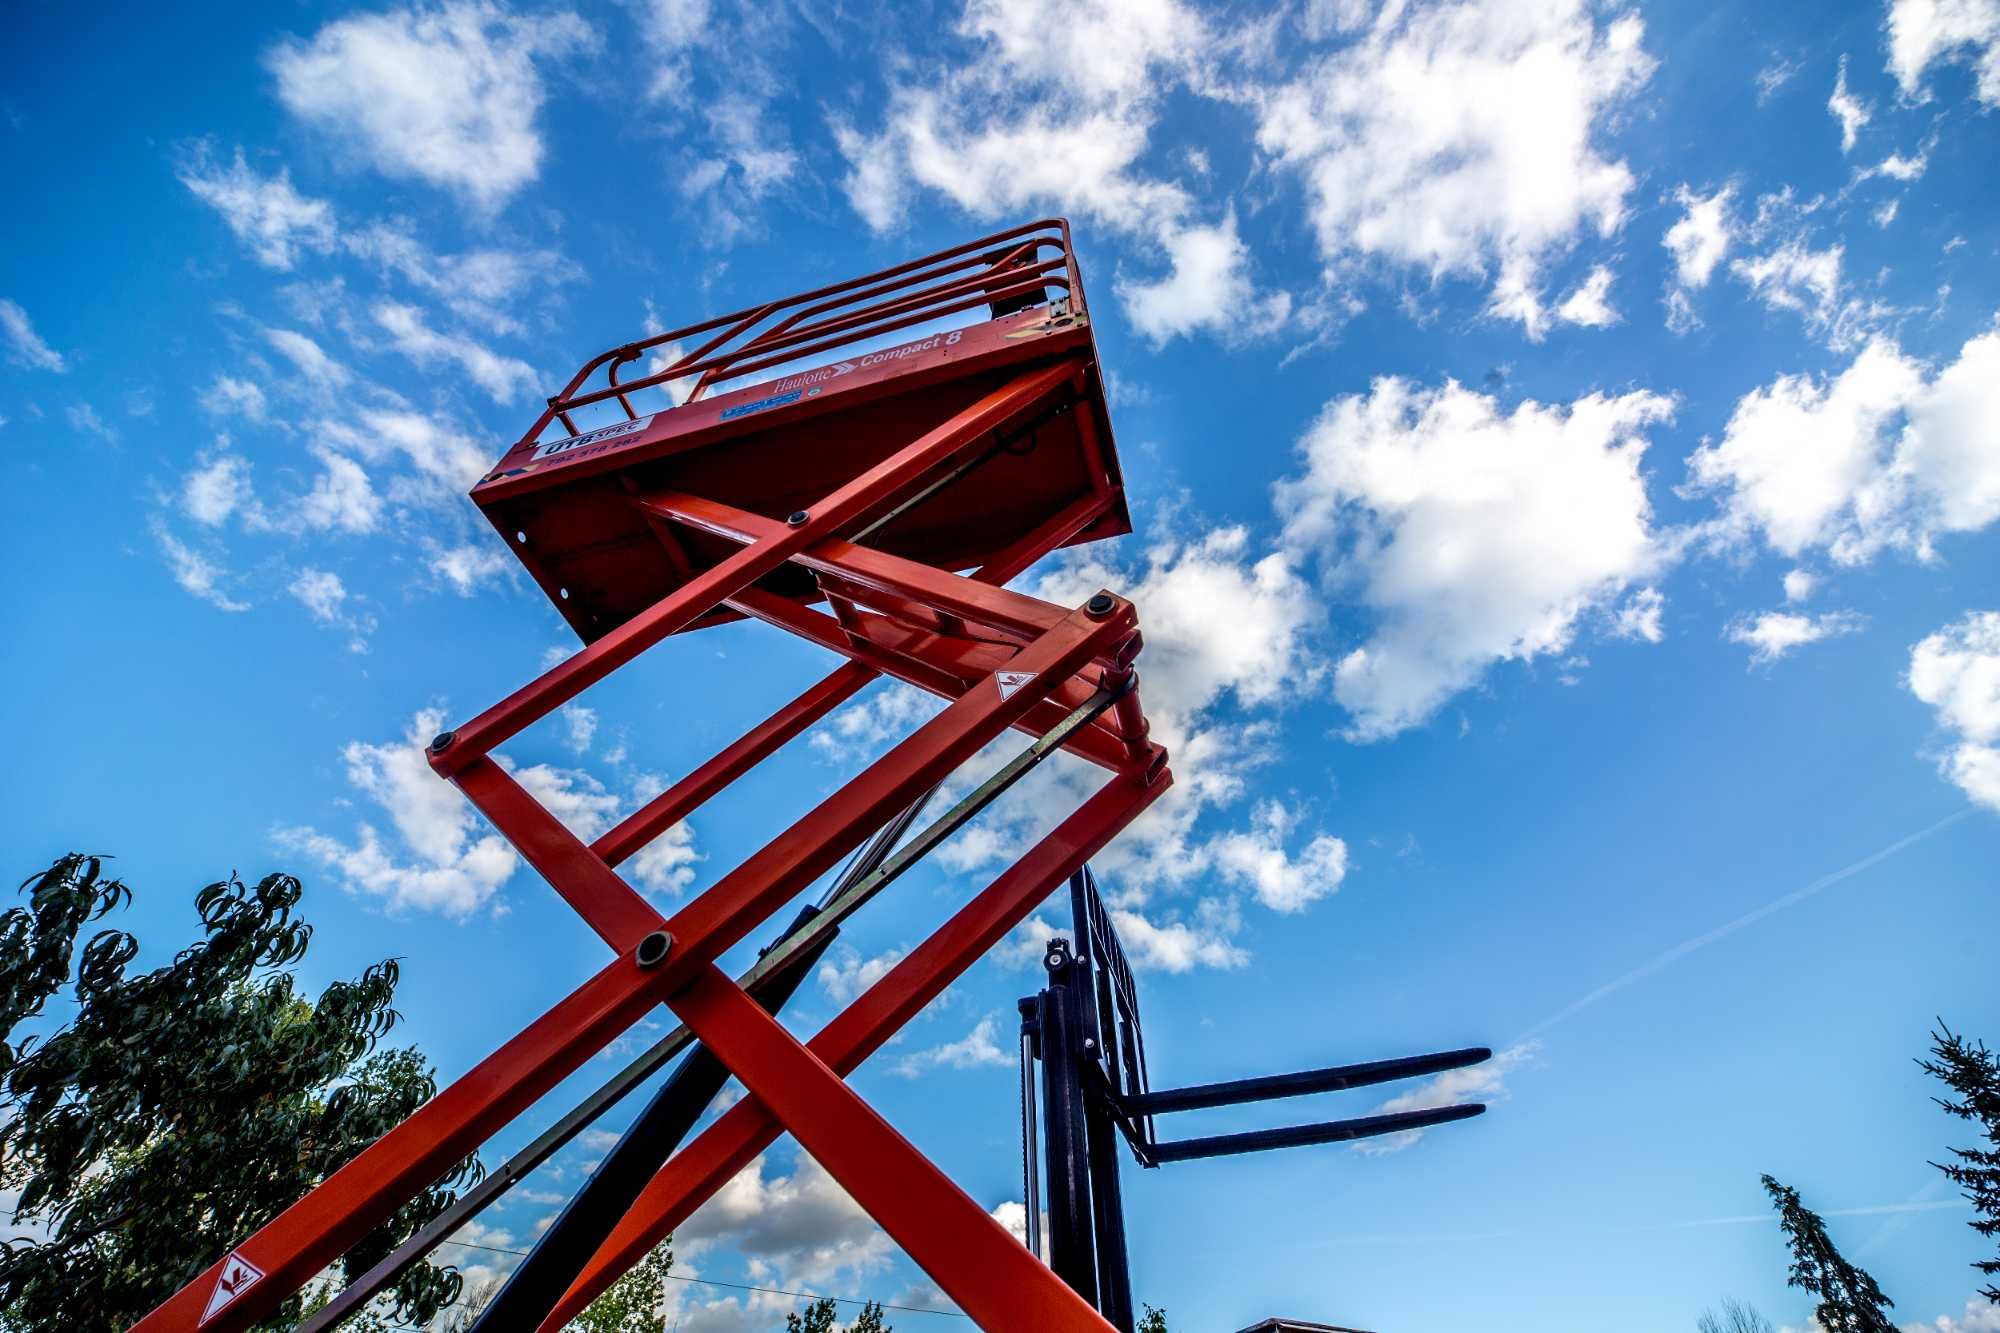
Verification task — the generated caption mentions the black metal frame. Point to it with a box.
[1018,869,1491,1332]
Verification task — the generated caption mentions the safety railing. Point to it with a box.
[528,219,1083,442]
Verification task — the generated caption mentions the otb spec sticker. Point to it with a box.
[531,413,656,461]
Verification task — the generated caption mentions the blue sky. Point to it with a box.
[4,0,2000,1329]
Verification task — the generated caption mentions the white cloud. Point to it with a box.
[1726,191,1897,351]
[560,703,596,755]
[1906,1294,2000,1332]
[199,374,269,422]
[1886,0,2000,106]
[299,447,383,534]
[276,707,518,917]
[1906,611,2000,812]
[1726,609,1865,665]
[514,760,703,898]
[816,945,906,1005]
[678,1152,892,1290]
[1109,901,1250,972]
[1116,214,1291,345]
[1664,187,1735,286]
[960,0,1207,104]
[1730,237,1848,332]
[838,96,1187,238]
[66,403,118,442]
[1783,568,1817,602]
[831,0,1287,342]
[1870,150,1930,182]
[1755,56,1801,102]
[1611,586,1666,643]
[1828,56,1872,152]
[1201,799,1347,913]
[1687,327,2000,564]
[183,452,258,527]
[176,144,337,270]
[265,327,352,389]
[512,760,622,843]
[625,814,701,898]
[1662,184,1734,331]
[289,567,349,623]
[1255,0,1654,335]
[1357,1041,1536,1155]
[269,0,596,210]
[319,407,491,495]
[1030,527,1347,933]
[344,223,577,332]
[1277,376,1673,739]
[151,520,249,612]
[431,541,513,593]
[1554,265,1620,328]
[0,298,67,372]
[820,521,1338,972]
[1039,526,1322,733]
[989,1200,1043,1258]
[372,301,538,403]
[893,1014,1012,1076]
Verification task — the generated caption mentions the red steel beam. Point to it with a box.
[639,490,1066,644]
[433,361,1075,768]
[598,485,1119,875]
[673,964,1117,1331]
[592,662,876,869]
[130,603,1131,1333]
[648,601,1135,969]
[538,767,1170,1329]
[722,589,1140,774]
[452,757,665,953]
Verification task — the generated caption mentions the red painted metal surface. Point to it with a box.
[474,220,1129,646]
[129,221,1165,1333]
[539,771,1169,1329]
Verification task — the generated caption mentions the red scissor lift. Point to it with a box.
[134,221,1175,1332]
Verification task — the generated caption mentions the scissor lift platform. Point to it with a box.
[475,221,1129,642]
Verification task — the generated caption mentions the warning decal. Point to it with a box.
[201,1251,266,1323]
[996,670,1034,701]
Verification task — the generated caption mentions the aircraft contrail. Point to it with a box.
[1514,807,1974,1044]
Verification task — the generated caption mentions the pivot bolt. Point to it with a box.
[634,930,675,969]
[1085,593,1116,618]
[787,510,810,527]
[428,730,457,755]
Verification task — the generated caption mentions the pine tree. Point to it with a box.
[1760,1174,1896,1333]
[1919,1023,2000,1303]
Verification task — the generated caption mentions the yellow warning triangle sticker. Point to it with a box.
[996,670,1034,700]
[202,1251,266,1324]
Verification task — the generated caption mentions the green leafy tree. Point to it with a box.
[1138,1304,1170,1333]
[0,854,478,1332]
[1760,1174,1896,1333]
[564,1243,675,1333]
[785,1297,890,1332]
[1921,1022,2000,1302]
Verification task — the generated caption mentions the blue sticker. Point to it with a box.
[719,389,804,421]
